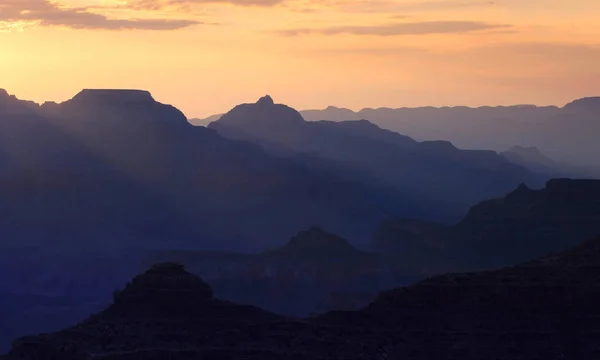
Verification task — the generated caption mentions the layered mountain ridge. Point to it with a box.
[210,96,543,220]
[0,88,427,350]
[0,89,411,252]
[300,97,600,168]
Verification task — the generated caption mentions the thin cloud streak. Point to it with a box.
[127,0,285,10]
[276,20,512,36]
[0,0,200,30]
[284,0,495,14]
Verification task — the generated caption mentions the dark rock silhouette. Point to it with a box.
[9,234,600,360]
[349,234,600,359]
[270,226,363,256]
[375,179,600,276]
[9,263,290,360]
[563,96,600,112]
[210,96,543,221]
[143,227,399,316]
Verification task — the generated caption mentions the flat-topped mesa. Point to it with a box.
[70,89,155,105]
[57,89,190,128]
[421,140,458,152]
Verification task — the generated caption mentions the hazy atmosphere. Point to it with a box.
[3,1,600,360]
[2,0,600,116]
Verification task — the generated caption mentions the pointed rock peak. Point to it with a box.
[505,182,533,201]
[70,89,155,105]
[214,94,305,127]
[280,226,360,255]
[113,262,214,305]
[257,94,274,106]
[0,89,9,98]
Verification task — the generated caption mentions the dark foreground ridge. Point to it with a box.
[9,234,600,360]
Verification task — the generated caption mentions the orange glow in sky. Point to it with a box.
[1,0,599,117]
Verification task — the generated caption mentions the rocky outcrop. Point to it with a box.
[377,179,600,275]
[142,227,398,316]
[9,263,289,360]
[8,263,385,360]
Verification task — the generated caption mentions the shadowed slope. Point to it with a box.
[211,96,542,221]
[372,179,600,279]
[0,89,414,251]
[316,234,600,359]
[0,89,433,351]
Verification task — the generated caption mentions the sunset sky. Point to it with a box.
[1,0,599,117]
